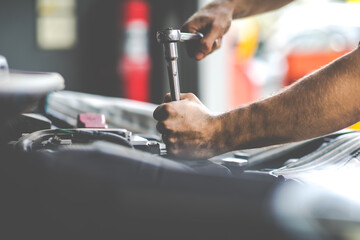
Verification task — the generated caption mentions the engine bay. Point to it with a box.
[2,75,360,239]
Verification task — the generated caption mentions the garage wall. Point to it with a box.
[0,0,199,103]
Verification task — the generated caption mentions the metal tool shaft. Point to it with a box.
[167,59,180,101]
[163,42,180,101]
[157,28,203,101]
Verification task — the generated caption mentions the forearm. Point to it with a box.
[212,0,294,19]
[218,46,360,151]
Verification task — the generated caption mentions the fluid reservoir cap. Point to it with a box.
[77,113,108,129]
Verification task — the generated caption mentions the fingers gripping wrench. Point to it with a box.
[157,28,203,101]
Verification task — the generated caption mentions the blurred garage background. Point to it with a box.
[0,0,360,111]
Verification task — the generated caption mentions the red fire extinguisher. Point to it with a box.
[118,0,151,102]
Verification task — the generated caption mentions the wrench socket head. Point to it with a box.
[156,29,182,43]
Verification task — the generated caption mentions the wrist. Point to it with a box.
[209,0,236,19]
[211,107,251,154]
[210,114,232,155]
[214,0,245,19]
[214,104,266,153]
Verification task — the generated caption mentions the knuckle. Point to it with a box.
[181,23,189,32]
[170,148,180,156]
[163,93,172,102]
[162,133,169,143]
[167,136,176,144]
[166,145,177,156]
[153,107,161,119]
[157,121,173,134]
[211,22,221,31]
[156,122,164,133]
[153,103,172,120]
[198,14,214,22]
[189,92,197,100]
[163,122,171,131]
[163,104,172,113]
[181,18,204,33]
[186,93,195,100]
[201,40,212,52]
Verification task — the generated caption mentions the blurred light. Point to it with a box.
[234,19,259,62]
[0,55,9,82]
[118,0,151,102]
[36,0,77,50]
[298,161,360,204]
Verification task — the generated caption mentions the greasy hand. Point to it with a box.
[181,0,235,60]
[153,93,221,160]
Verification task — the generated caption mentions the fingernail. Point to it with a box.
[195,53,204,60]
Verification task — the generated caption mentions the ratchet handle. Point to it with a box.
[157,29,203,43]
[180,32,204,42]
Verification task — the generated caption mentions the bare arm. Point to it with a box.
[154,46,360,159]
[218,46,360,151]
[230,0,294,18]
[181,0,293,60]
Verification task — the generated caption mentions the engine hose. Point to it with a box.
[14,129,134,152]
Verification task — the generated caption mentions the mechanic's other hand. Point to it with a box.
[153,93,221,159]
[181,0,235,60]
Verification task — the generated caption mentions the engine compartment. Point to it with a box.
[2,90,360,240]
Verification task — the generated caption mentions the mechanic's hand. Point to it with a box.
[181,0,235,60]
[153,93,222,159]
